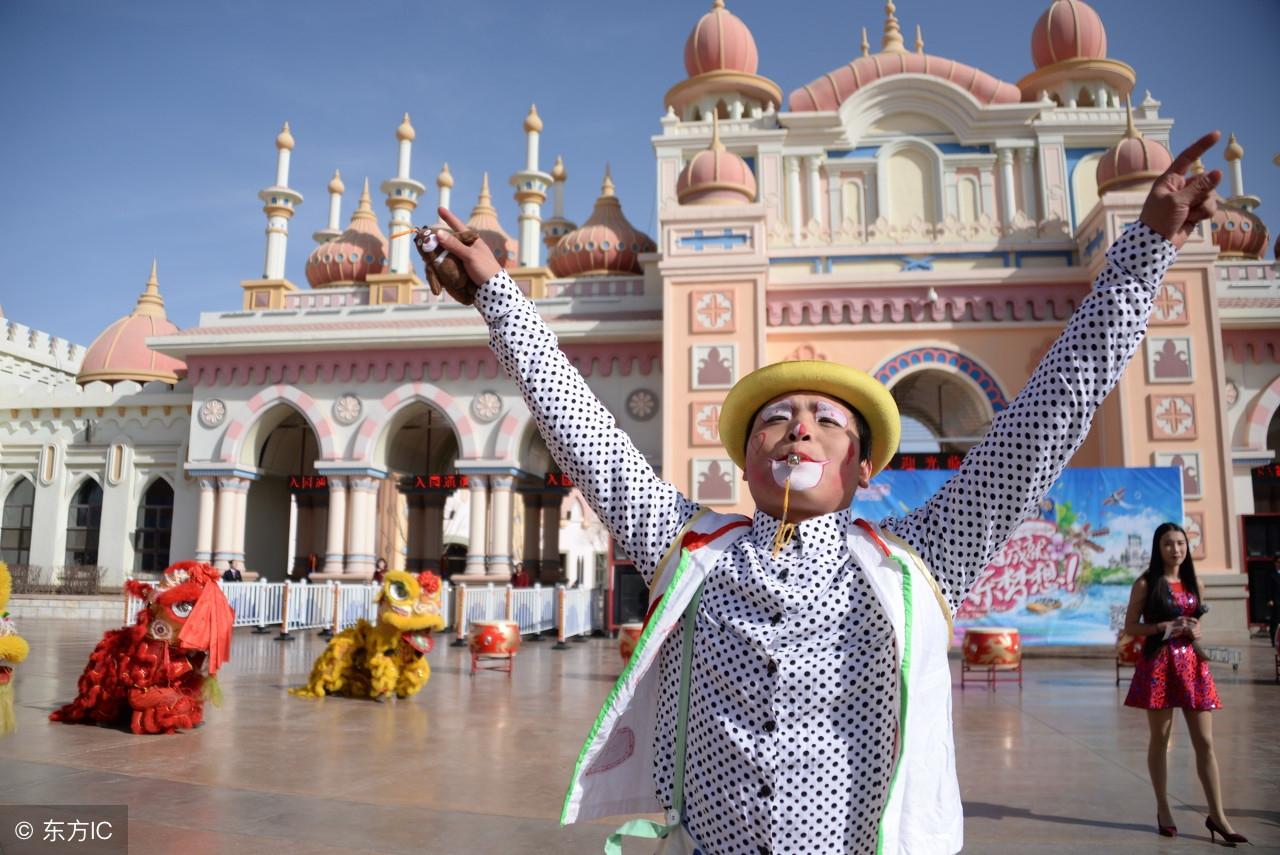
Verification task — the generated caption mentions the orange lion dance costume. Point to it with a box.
[51,560,234,734]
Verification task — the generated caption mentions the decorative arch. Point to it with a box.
[1245,375,1280,450]
[1070,151,1104,228]
[218,385,337,463]
[876,139,945,227]
[874,347,1009,412]
[838,75,1032,148]
[491,412,526,463]
[353,382,479,464]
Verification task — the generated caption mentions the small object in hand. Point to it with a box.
[408,226,483,306]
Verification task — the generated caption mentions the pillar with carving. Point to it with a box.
[194,478,216,563]
[785,156,802,243]
[997,147,1017,228]
[457,474,490,583]
[487,475,515,580]
[322,475,348,575]
[345,475,382,578]
[805,155,824,233]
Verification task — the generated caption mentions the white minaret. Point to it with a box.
[313,169,344,243]
[258,122,304,280]
[1223,133,1259,211]
[509,104,553,268]
[381,113,426,274]
[437,163,454,213]
[541,155,576,250]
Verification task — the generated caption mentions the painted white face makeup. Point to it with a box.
[771,456,828,490]
[758,402,793,423]
[814,400,849,427]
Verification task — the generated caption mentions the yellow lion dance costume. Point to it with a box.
[1,562,31,734]
[290,570,445,701]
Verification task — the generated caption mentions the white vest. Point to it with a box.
[561,510,963,855]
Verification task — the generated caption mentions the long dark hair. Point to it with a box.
[1140,522,1204,655]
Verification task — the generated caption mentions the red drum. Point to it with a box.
[618,623,644,663]
[961,627,1022,690]
[468,620,520,675]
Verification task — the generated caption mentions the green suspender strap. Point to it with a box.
[604,582,706,855]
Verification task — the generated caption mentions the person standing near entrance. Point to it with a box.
[1123,522,1246,844]
[420,132,1221,853]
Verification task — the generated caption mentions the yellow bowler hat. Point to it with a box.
[719,360,901,476]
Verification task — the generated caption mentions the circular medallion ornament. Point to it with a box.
[471,390,503,423]
[198,398,226,428]
[1224,379,1238,407]
[333,393,363,425]
[626,388,658,422]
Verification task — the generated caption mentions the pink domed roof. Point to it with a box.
[1031,0,1107,69]
[789,10,1019,111]
[465,173,519,268]
[548,169,656,278]
[1211,200,1269,259]
[1096,107,1173,193]
[676,118,757,205]
[684,0,759,78]
[306,179,389,288]
[78,262,186,386]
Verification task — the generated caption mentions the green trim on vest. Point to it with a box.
[559,547,694,826]
[877,554,914,855]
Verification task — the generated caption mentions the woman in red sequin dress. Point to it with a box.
[1123,522,1244,844]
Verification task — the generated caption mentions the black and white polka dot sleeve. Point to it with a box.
[883,222,1177,609]
[476,271,697,581]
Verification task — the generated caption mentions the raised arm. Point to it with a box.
[882,132,1223,610]
[430,209,696,582]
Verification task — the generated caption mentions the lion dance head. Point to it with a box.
[128,560,234,674]
[376,570,447,654]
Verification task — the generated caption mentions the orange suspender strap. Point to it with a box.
[854,518,891,557]
[641,519,751,631]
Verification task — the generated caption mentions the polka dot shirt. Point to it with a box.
[476,222,1175,854]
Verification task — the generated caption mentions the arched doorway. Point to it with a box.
[65,479,103,566]
[889,369,995,455]
[1,478,35,566]
[244,406,324,581]
[135,478,174,575]
[1252,407,1280,513]
[381,402,461,575]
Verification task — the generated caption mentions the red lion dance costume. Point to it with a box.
[51,561,233,734]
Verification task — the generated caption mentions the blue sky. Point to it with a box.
[2,0,1276,347]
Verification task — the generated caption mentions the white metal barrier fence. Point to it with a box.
[555,587,593,646]
[124,579,595,648]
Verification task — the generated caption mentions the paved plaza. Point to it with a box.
[2,618,1278,854]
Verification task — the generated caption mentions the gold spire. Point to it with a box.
[471,172,497,216]
[524,103,543,133]
[710,113,725,151]
[132,259,166,318]
[1224,133,1243,162]
[276,121,295,151]
[1191,159,1205,175]
[436,162,454,188]
[1123,95,1141,139]
[551,154,566,182]
[711,0,724,8]
[328,169,344,195]
[397,112,416,142]
[600,164,616,198]
[352,178,376,222]
[860,26,870,57]
[881,1,906,53]
[914,23,924,53]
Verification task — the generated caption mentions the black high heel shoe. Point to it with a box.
[1205,816,1249,846]
[1156,815,1177,837]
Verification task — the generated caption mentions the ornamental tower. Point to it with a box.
[509,104,553,268]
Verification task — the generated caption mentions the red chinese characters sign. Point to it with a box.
[288,475,329,492]
[407,474,471,490]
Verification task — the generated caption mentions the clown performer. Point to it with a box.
[51,561,234,735]
[418,130,1222,854]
